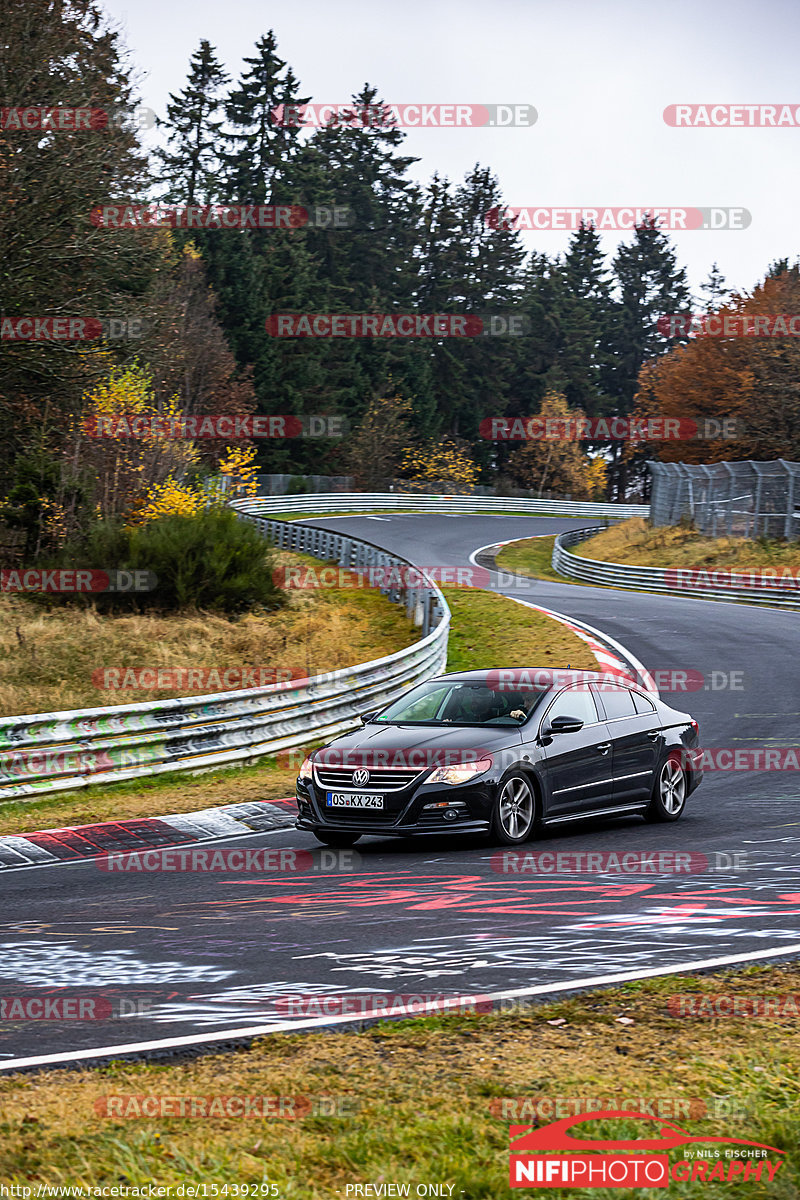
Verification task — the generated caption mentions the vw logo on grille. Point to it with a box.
[352,768,370,786]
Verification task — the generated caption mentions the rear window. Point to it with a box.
[599,687,636,719]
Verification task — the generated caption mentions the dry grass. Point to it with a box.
[0,588,597,834]
[577,518,800,570]
[0,550,418,717]
[0,963,797,1195]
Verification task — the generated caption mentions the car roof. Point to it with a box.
[432,669,617,684]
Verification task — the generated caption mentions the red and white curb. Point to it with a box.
[469,536,657,693]
[511,598,657,693]
[0,797,295,872]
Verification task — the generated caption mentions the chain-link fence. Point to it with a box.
[649,460,800,540]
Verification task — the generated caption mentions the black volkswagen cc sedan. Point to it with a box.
[295,669,703,846]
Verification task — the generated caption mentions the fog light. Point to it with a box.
[443,809,458,821]
[423,801,467,809]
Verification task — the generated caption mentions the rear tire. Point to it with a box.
[490,773,536,844]
[313,831,361,847]
[646,753,687,822]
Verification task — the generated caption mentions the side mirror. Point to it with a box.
[358,709,379,724]
[544,714,584,735]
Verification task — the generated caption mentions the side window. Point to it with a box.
[632,690,656,715]
[545,686,598,728]
[599,686,636,719]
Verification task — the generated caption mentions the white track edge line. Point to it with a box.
[4,942,800,1071]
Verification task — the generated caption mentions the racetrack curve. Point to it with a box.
[2,513,799,1071]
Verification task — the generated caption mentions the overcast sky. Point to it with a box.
[104,0,800,298]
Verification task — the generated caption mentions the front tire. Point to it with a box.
[646,753,687,822]
[313,831,361,847]
[490,773,536,844]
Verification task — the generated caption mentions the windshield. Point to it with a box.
[373,679,550,726]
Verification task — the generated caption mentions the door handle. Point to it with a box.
[647,731,661,741]
[595,742,611,754]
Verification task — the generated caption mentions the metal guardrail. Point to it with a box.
[0,511,450,801]
[235,492,649,519]
[552,527,800,608]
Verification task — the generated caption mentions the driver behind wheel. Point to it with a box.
[503,690,529,721]
[447,687,498,723]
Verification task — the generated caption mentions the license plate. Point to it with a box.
[325,792,384,809]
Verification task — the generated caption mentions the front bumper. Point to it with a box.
[295,775,495,837]
[295,816,491,837]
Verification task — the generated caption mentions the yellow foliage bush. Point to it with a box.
[401,440,478,485]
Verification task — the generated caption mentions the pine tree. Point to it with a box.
[699,262,730,311]
[558,223,613,415]
[603,218,691,498]
[421,164,526,469]
[279,86,430,441]
[156,40,229,204]
[220,32,308,204]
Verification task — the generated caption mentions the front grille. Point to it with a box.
[314,766,423,791]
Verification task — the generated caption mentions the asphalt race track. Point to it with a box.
[2,514,799,1070]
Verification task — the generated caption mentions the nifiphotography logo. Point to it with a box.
[508,1110,785,1188]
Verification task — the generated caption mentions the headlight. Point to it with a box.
[427,757,493,785]
[298,756,314,781]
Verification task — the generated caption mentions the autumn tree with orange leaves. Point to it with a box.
[632,264,800,466]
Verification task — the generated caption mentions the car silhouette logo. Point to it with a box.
[352,768,370,786]
[509,1111,785,1155]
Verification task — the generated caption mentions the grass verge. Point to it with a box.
[441,586,597,672]
[495,534,573,586]
[0,550,417,716]
[0,589,596,835]
[1,963,798,1196]
[575,518,800,571]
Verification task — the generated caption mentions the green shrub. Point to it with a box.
[44,508,284,614]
